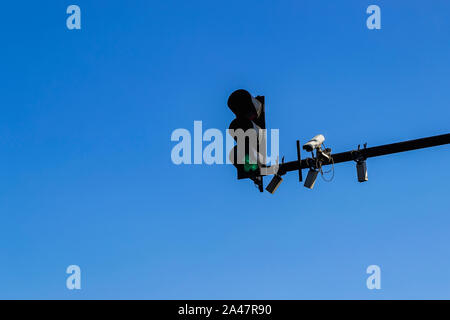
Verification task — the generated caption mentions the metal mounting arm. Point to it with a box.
[280,133,450,174]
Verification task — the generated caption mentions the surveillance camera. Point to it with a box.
[303,134,325,152]
[356,159,368,182]
[304,168,319,189]
[266,174,283,194]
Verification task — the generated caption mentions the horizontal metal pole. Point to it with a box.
[280,133,450,173]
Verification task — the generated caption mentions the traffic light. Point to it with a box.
[227,89,266,191]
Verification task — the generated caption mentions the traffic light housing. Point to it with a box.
[227,89,266,191]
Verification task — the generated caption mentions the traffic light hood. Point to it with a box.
[227,89,262,121]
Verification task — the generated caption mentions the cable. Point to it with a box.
[320,156,335,182]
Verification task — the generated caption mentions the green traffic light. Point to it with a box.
[243,154,258,172]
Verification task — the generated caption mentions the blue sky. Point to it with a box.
[0,0,449,299]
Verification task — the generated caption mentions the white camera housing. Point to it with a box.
[303,134,325,152]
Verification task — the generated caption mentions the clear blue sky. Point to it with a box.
[0,0,449,299]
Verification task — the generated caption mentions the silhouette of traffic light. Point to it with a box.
[227,89,266,191]
[229,117,258,176]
